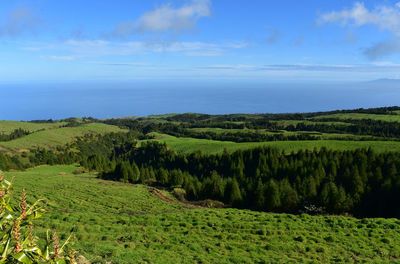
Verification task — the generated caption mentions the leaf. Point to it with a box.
[54,258,67,264]
[1,236,11,259]
[12,252,33,264]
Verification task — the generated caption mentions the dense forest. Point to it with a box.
[78,137,400,218]
[1,106,400,218]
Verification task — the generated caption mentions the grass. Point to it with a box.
[271,120,351,126]
[188,127,373,140]
[313,113,400,122]
[145,133,400,154]
[0,123,125,152]
[4,165,400,263]
[0,121,66,134]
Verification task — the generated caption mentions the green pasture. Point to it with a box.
[188,127,371,140]
[0,123,125,152]
[0,121,66,134]
[145,133,400,154]
[4,165,400,263]
[313,113,400,122]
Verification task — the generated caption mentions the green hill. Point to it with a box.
[0,120,66,134]
[312,113,400,122]
[5,165,400,263]
[0,123,126,152]
[146,133,400,154]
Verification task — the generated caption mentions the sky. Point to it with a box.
[2,0,400,83]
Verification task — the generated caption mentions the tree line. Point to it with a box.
[76,135,400,218]
[1,130,400,218]
[0,128,30,142]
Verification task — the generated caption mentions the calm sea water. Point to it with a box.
[1,81,399,120]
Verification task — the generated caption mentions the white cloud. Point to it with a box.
[319,2,400,33]
[112,0,211,38]
[319,2,400,60]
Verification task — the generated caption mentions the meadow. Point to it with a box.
[0,120,66,134]
[312,113,400,122]
[146,133,400,154]
[0,123,125,152]
[5,165,400,264]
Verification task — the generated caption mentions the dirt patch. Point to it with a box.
[147,187,215,209]
[153,134,164,139]
[58,172,67,175]
[149,188,176,203]
[17,149,30,153]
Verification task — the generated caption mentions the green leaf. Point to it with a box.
[12,252,33,264]
[54,258,67,264]
[1,236,10,259]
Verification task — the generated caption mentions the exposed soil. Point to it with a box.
[147,187,225,209]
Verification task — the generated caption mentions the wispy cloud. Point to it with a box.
[41,55,75,61]
[0,7,43,37]
[197,63,400,72]
[266,28,280,44]
[318,2,400,60]
[23,39,247,59]
[295,35,304,46]
[111,0,211,38]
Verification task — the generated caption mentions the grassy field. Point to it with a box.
[146,133,400,154]
[0,121,66,134]
[0,123,125,152]
[188,127,374,140]
[4,165,400,264]
[313,113,400,122]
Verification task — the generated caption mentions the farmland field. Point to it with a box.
[5,165,400,264]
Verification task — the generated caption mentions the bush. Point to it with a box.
[0,171,78,263]
[172,188,186,201]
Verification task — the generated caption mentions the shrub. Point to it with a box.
[0,171,78,263]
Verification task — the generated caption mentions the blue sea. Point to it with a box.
[1,81,399,120]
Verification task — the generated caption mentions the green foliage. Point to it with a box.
[0,171,76,263]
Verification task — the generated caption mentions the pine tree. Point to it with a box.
[254,179,265,210]
[265,179,280,211]
[225,178,242,207]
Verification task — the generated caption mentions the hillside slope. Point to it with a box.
[146,133,400,154]
[5,165,400,263]
[0,123,125,152]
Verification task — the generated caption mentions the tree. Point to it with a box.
[201,171,225,200]
[225,178,242,207]
[254,179,265,210]
[265,179,280,211]
[130,161,140,183]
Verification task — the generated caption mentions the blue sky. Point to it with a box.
[2,0,400,83]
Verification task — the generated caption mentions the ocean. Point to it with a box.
[1,81,399,120]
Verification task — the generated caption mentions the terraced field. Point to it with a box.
[5,165,400,263]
